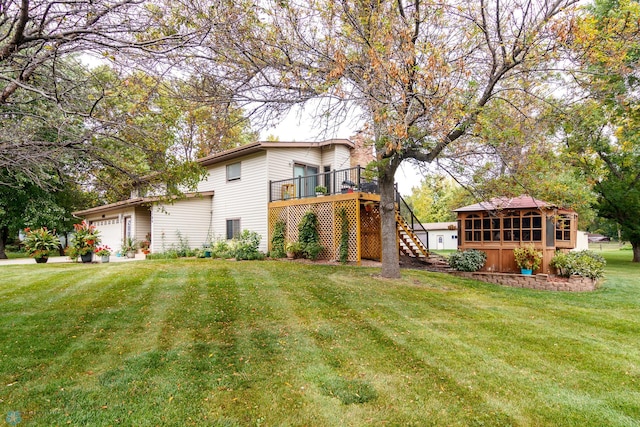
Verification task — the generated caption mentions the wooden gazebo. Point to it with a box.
[454,195,578,274]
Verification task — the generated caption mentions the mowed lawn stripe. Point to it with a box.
[0,254,639,426]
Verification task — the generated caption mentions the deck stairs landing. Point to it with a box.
[396,211,429,258]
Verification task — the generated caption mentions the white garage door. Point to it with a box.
[90,218,122,253]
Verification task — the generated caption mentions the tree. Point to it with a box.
[405,175,464,224]
[561,0,640,261]
[189,0,579,277]
[0,171,96,259]
[0,0,206,191]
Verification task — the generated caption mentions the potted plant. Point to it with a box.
[140,239,151,255]
[122,237,137,258]
[513,245,542,275]
[95,245,112,263]
[285,241,301,259]
[22,227,60,263]
[315,185,327,196]
[72,221,101,263]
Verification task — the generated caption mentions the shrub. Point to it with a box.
[270,220,287,258]
[550,250,606,279]
[448,249,487,272]
[339,208,349,264]
[304,241,324,261]
[233,230,264,260]
[210,239,234,259]
[298,211,324,260]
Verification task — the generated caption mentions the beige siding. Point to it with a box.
[266,147,323,182]
[330,144,353,170]
[207,153,270,251]
[152,196,213,252]
[134,206,152,245]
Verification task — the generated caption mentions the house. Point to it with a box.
[454,195,578,274]
[417,222,458,251]
[74,139,428,263]
[74,139,355,254]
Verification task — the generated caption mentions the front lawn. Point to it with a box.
[0,254,639,426]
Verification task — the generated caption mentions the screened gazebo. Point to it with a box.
[454,195,578,274]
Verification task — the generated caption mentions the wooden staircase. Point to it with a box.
[396,211,429,258]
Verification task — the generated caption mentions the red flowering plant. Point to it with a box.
[71,221,101,256]
[94,245,112,257]
[23,227,60,260]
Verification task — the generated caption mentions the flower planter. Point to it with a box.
[521,268,533,275]
[81,253,93,263]
[126,251,136,259]
[101,255,110,263]
[35,256,48,264]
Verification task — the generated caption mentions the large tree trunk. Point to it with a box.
[0,226,9,259]
[632,241,640,263]
[379,164,400,278]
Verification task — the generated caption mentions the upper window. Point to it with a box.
[226,162,241,181]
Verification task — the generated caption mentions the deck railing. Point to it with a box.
[269,166,379,202]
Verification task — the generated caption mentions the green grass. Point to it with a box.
[1,255,639,426]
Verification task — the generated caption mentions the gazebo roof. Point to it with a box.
[454,195,554,212]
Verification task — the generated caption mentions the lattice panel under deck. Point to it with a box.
[331,200,358,262]
[269,198,361,262]
[360,205,382,261]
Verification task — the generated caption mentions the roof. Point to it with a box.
[73,191,214,217]
[198,139,354,167]
[454,195,554,212]
[422,222,458,231]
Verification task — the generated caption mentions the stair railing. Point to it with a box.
[395,184,429,251]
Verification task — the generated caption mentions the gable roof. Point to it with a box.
[454,195,554,212]
[198,139,354,167]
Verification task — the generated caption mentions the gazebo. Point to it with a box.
[454,195,578,274]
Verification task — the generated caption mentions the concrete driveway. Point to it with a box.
[0,254,146,266]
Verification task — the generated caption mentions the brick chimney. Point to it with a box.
[350,131,376,168]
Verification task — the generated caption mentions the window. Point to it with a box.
[522,212,542,241]
[226,219,240,240]
[226,162,241,181]
[556,215,572,241]
[464,213,499,242]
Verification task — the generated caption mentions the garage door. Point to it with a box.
[90,218,122,252]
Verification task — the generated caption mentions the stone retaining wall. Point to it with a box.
[451,271,597,292]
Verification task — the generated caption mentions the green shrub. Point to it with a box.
[339,208,349,264]
[298,211,324,260]
[210,239,234,259]
[270,220,287,258]
[550,250,606,279]
[448,249,487,272]
[233,230,264,260]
